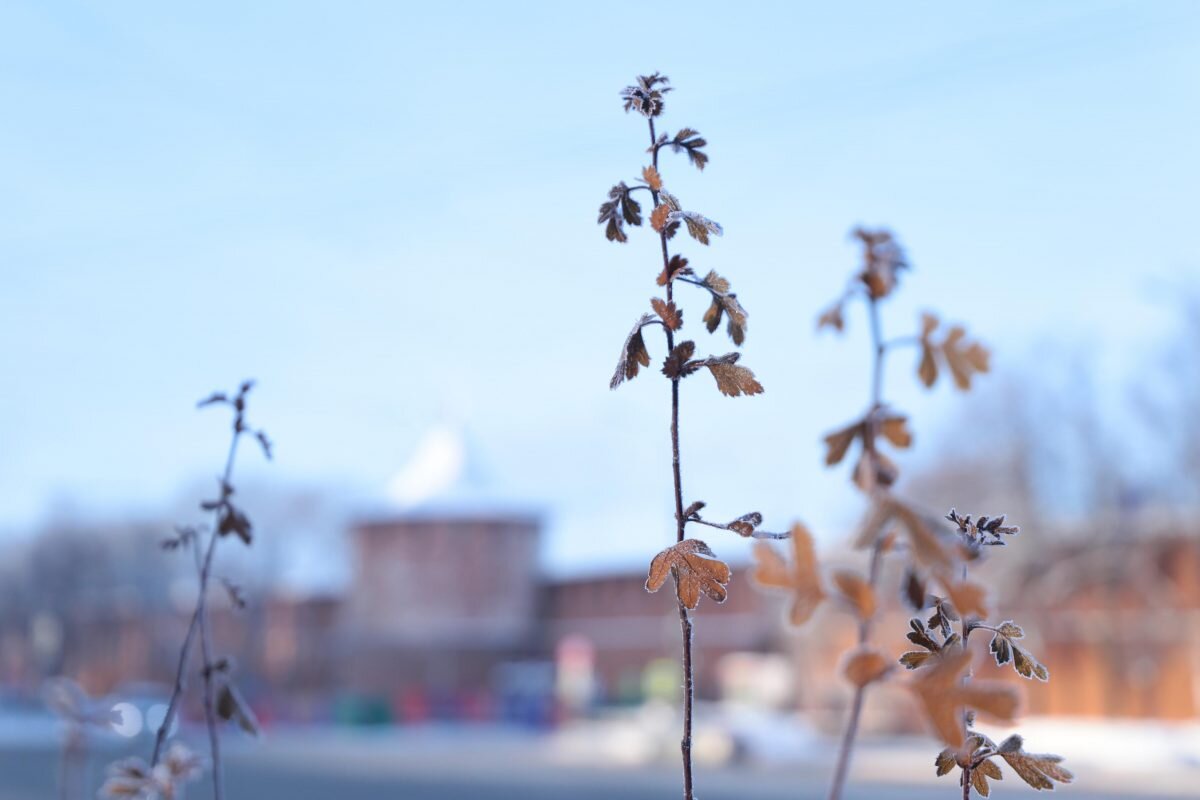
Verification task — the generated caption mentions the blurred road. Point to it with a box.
[0,735,1190,800]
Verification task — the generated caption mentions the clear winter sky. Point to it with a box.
[2,2,1197,576]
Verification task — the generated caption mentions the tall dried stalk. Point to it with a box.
[103,381,269,800]
[752,229,1072,798]
[600,73,786,800]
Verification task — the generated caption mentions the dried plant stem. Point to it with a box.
[648,115,695,800]
[151,431,242,800]
[197,537,224,800]
[959,595,975,800]
[827,296,893,800]
[868,296,885,408]
[826,538,886,800]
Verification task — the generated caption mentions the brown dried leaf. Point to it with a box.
[911,649,1018,747]
[817,301,845,333]
[890,501,954,572]
[935,748,958,776]
[725,512,763,537]
[703,296,723,334]
[610,314,655,389]
[645,538,731,610]
[918,313,940,387]
[853,449,898,492]
[657,254,691,286]
[700,353,763,397]
[650,297,682,331]
[943,579,989,619]
[832,570,876,619]
[701,270,730,294]
[662,341,698,379]
[823,420,863,467]
[903,569,928,611]
[216,682,260,737]
[940,326,990,390]
[1012,646,1050,682]
[900,650,936,670]
[650,202,671,233]
[971,764,994,797]
[751,522,825,625]
[842,647,893,687]
[977,758,1003,781]
[670,128,709,171]
[642,165,663,191]
[879,413,913,448]
[597,182,642,243]
[997,735,1074,791]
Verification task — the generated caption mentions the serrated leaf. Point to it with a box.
[671,210,723,245]
[642,165,662,191]
[610,313,655,389]
[699,353,763,397]
[597,182,642,243]
[670,127,708,170]
[1012,644,1050,682]
[657,254,691,286]
[935,748,958,776]
[662,340,698,379]
[650,297,682,331]
[645,538,731,609]
[650,203,671,233]
[726,512,763,537]
[997,735,1074,791]
[752,522,825,625]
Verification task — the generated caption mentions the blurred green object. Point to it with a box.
[641,658,681,704]
[332,694,392,727]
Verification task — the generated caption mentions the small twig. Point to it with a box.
[826,537,886,800]
[151,383,264,800]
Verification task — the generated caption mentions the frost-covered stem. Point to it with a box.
[826,538,886,800]
[194,536,224,800]
[649,115,694,800]
[151,430,241,783]
[959,588,975,799]
[867,296,885,410]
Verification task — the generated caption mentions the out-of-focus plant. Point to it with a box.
[600,72,787,800]
[43,677,120,800]
[118,381,270,800]
[754,230,1070,798]
[100,742,204,800]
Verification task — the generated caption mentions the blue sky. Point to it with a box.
[2,2,1197,575]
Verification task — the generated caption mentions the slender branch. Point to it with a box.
[826,537,886,800]
[867,297,885,410]
[194,533,226,800]
[959,584,975,800]
[151,418,243,796]
[649,114,694,800]
[688,517,791,539]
